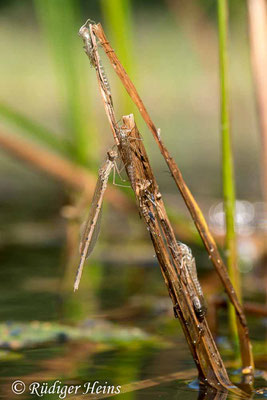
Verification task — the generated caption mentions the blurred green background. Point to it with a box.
[0,0,261,198]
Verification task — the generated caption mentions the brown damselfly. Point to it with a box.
[79,20,113,104]
[173,242,207,321]
[74,150,118,291]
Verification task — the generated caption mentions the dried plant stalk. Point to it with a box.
[80,21,247,394]
[120,114,244,393]
[91,22,254,384]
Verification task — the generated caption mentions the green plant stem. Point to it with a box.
[217,0,241,347]
[33,0,97,166]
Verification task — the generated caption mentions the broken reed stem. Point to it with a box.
[82,22,247,395]
[217,0,240,350]
[91,22,254,385]
[0,130,131,214]
[121,115,244,393]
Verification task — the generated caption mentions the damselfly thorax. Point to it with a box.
[117,126,138,190]
[138,180,156,228]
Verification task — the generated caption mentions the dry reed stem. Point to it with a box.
[125,115,249,395]
[0,131,131,213]
[122,115,243,392]
[91,23,254,383]
[84,24,247,394]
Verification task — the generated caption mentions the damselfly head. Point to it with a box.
[78,19,95,38]
[107,150,117,161]
[79,25,90,39]
[177,241,193,258]
[193,296,207,322]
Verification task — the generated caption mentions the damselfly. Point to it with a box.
[138,180,156,229]
[176,242,207,321]
[79,20,112,103]
[117,126,138,190]
[79,19,96,67]
[74,150,117,292]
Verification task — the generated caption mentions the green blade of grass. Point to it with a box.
[217,0,241,348]
[0,102,69,156]
[33,0,97,166]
